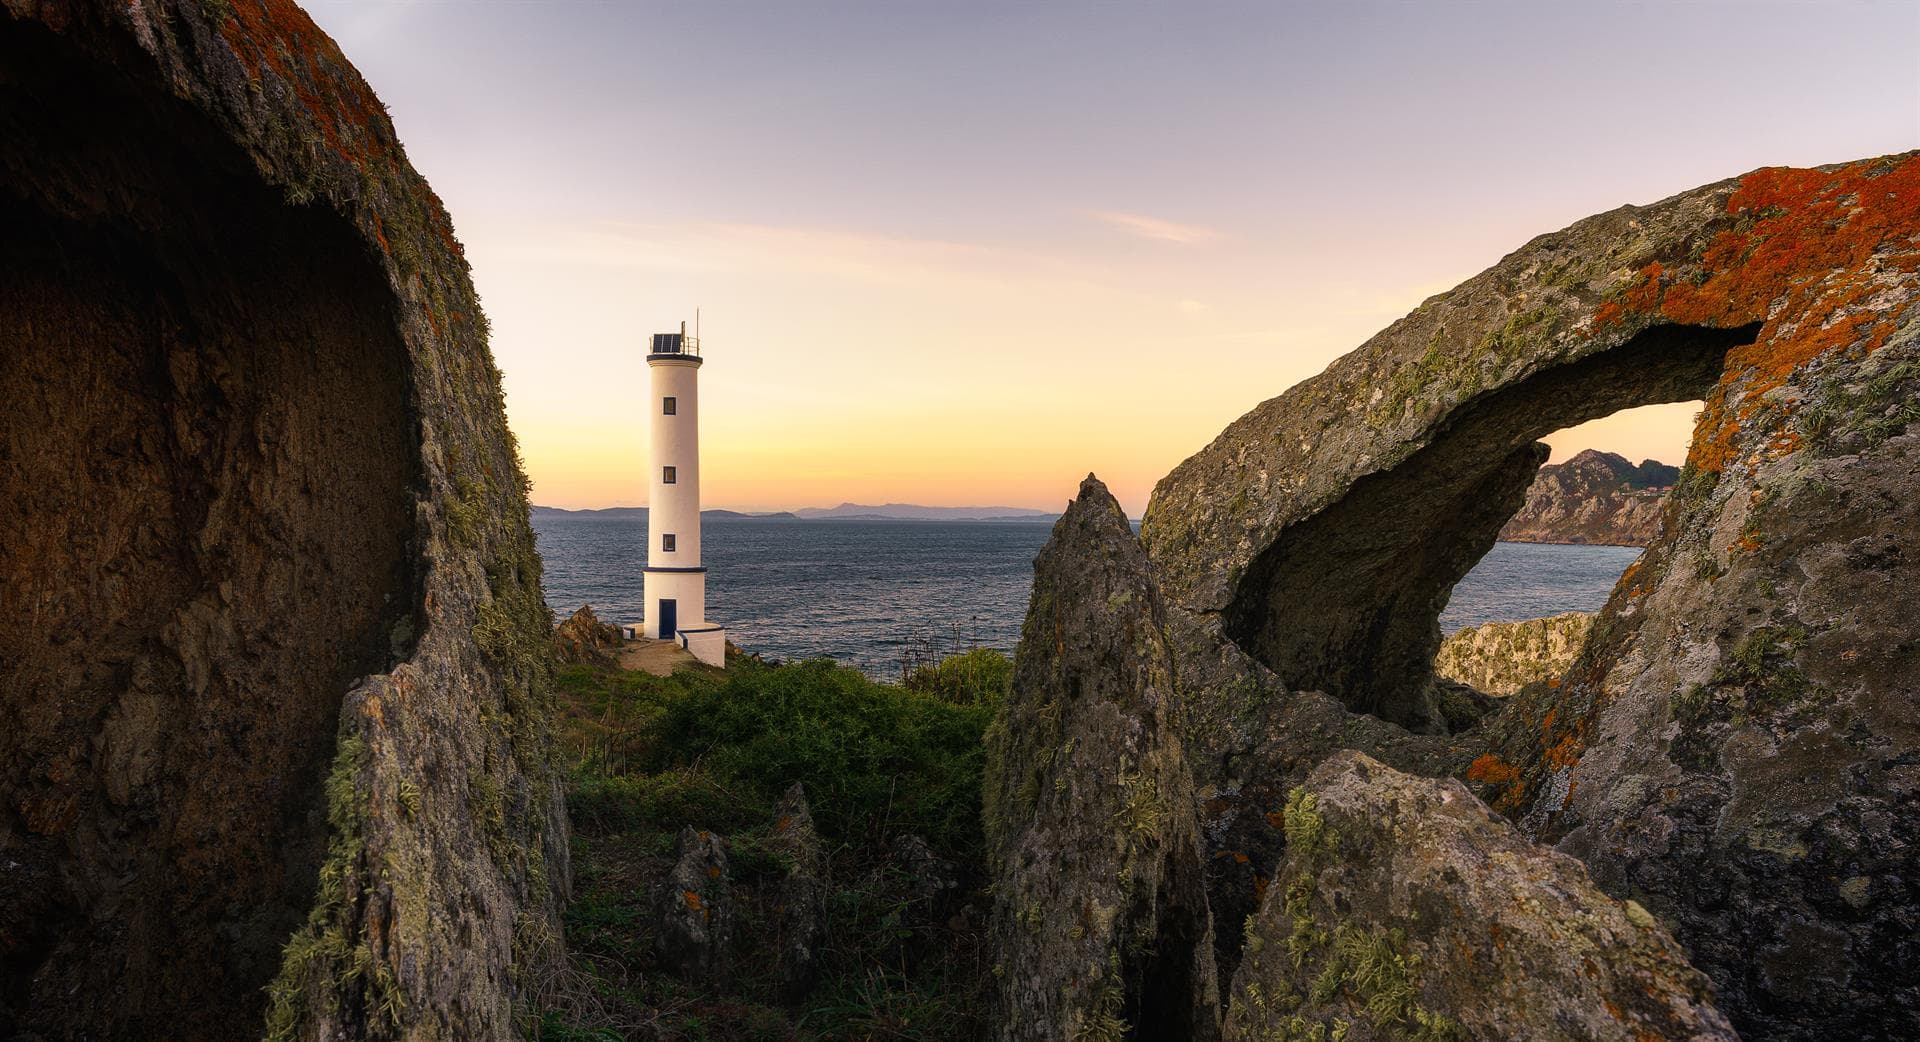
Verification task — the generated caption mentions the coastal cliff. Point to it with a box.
[1498,449,1675,545]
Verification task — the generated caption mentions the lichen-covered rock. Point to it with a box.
[769,783,826,996]
[1226,751,1737,1042]
[1142,153,1920,1036]
[553,604,623,666]
[656,826,733,985]
[1433,611,1594,696]
[0,2,565,1038]
[984,475,1220,1041]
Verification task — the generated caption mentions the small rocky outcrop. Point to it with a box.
[1433,611,1594,696]
[656,827,733,985]
[554,604,624,666]
[984,476,1220,1042]
[768,783,826,996]
[1,2,565,1039]
[1498,449,1673,545]
[1226,751,1738,1042]
[891,832,961,925]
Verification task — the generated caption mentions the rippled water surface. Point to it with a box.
[534,514,1643,678]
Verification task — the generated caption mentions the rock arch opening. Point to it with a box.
[1223,321,1759,732]
[0,19,420,1041]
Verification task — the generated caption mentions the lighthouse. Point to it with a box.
[640,321,727,667]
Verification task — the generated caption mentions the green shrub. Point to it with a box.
[904,647,1012,706]
[646,658,994,855]
[566,768,760,836]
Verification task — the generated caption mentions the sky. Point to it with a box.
[304,1,1919,515]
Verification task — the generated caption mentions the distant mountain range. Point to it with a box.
[530,506,799,520]
[530,503,1059,523]
[1499,450,1678,546]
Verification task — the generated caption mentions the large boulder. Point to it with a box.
[0,2,565,1038]
[983,476,1220,1041]
[1225,751,1737,1042]
[1143,153,1920,1036]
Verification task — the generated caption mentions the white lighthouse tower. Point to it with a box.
[640,321,726,667]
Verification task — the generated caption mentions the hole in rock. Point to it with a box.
[1438,400,1700,632]
[1224,322,1758,733]
[0,20,420,1041]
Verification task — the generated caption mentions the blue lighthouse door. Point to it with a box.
[658,599,678,641]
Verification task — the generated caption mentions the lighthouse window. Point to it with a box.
[663,466,677,484]
[662,533,677,552]
[663,396,677,415]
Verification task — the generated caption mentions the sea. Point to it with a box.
[533,513,1644,681]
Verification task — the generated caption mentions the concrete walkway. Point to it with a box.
[616,637,702,677]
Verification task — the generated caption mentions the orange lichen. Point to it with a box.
[682,889,703,912]
[1467,754,1520,786]
[1614,558,1657,600]
[1467,754,1528,812]
[1595,155,1920,474]
[218,0,393,170]
[1544,732,1583,771]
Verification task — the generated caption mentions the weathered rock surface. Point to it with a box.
[1433,611,1594,696]
[768,783,826,996]
[656,826,733,985]
[0,2,565,1038]
[1499,448,1674,545]
[891,832,961,926]
[984,476,1220,1041]
[1225,752,1738,1042]
[553,603,623,666]
[1140,153,1920,1037]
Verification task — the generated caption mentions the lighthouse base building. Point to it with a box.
[633,324,726,668]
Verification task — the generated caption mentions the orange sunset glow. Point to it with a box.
[303,2,1918,515]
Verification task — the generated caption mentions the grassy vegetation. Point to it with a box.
[534,652,1008,1041]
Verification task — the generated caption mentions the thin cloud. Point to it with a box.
[1087,210,1223,245]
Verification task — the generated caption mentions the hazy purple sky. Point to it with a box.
[306,1,1919,512]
